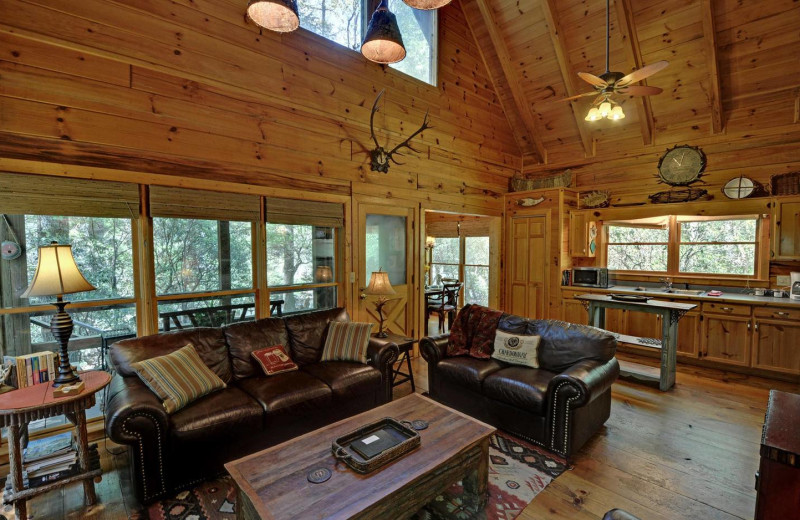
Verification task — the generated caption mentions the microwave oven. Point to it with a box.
[571,267,610,288]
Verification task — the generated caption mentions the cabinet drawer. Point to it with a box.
[702,302,751,316]
[754,307,800,321]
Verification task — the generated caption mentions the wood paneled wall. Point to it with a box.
[0,0,520,215]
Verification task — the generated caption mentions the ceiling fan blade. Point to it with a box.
[556,91,599,103]
[616,85,663,96]
[577,72,608,88]
[616,60,669,87]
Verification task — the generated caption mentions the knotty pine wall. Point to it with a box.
[0,0,519,216]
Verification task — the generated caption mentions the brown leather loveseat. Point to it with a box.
[421,310,619,459]
[105,307,398,503]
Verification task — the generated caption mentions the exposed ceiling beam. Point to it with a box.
[614,0,655,146]
[463,0,548,164]
[459,0,534,157]
[541,0,595,158]
[701,0,725,134]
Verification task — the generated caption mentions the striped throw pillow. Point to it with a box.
[133,344,226,414]
[320,322,374,364]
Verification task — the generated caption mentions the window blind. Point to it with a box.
[426,218,490,237]
[266,198,344,228]
[0,173,140,218]
[150,186,260,222]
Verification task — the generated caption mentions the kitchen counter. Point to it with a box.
[562,285,800,308]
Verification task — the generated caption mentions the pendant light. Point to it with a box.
[247,0,300,33]
[402,0,452,10]
[362,0,406,64]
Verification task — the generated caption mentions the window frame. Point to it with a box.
[601,214,769,282]
[427,234,490,307]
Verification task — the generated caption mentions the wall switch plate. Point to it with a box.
[777,275,791,287]
[350,272,356,283]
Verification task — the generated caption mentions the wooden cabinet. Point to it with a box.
[562,297,587,325]
[626,310,662,340]
[677,311,701,358]
[752,319,800,375]
[774,199,800,260]
[569,212,596,257]
[701,314,752,366]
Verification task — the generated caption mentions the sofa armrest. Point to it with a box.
[105,374,171,502]
[546,358,619,456]
[366,338,399,404]
[420,334,449,365]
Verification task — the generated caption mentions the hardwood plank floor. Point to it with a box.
[15,350,798,520]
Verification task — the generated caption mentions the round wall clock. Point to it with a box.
[722,176,755,199]
[657,145,707,186]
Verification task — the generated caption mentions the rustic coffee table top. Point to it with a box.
[225,393,495,520]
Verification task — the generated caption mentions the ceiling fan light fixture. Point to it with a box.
[362,0,406,64]
[585,107,602,121]
[402,0,452,9]
[609,106,625,120]
[247,0,300,33]
[598,101,612,118]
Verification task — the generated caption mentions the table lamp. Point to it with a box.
[22,242,96,387]
[365,269,396,338]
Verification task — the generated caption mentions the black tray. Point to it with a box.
[609,293,651,303]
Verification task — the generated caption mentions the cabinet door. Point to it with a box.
[569,212,588,257]
[752,320,800,375]
[702,315,752,366]
[562,298,588,325]
[626,310,662,340]
[604,308,626,335]
[775,201,800,259]
[677,312,700,358]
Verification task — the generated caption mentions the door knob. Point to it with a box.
[360,293,367,300]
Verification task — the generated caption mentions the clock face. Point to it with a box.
[658,146,706,186]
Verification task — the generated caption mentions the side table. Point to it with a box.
[371,333,417,393]
[0,370,111,519]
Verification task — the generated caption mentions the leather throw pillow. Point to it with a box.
[320,321,373,364]
[251,345,298,376]
[133,344,226,414]
[491,330,541,368]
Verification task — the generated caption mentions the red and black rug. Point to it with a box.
[139,431,567,520]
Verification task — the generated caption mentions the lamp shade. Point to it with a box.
[315,265,333,283]
[21,242,95,298]
[247,0,300,33]
[402,0,452,9]
[365,270,396,296]
[362,0,406,64]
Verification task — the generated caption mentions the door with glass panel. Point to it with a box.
[356,204,415,337]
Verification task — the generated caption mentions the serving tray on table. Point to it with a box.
[331,417,420,474]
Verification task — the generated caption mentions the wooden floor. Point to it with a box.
[16,349,800,520]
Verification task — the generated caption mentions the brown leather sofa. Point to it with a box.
[421,311,619,459]
[105,307,398,503]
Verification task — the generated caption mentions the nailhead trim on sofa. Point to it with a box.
[550,381,582,455]
[122,412,166,502]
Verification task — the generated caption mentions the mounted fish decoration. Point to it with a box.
[517,197,545,207]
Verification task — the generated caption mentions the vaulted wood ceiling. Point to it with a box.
[461,0,800,167]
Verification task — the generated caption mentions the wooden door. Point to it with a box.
[775,200,800,259]
[356,203,415,337]
[508,215,547,319]
[677,311,700,358]
[702,315,752,366]
[752,320,800,375]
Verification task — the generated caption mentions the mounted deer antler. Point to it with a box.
[369,90,431,173]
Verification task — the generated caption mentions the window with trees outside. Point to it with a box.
[299,0,437,85]
[428,235,490,306]
[605,215,762,277]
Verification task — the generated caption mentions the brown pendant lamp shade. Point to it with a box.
[402,0,452,9]
[247,0,300,33]
[362,0,406,64]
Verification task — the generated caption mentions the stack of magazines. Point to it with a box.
[22,432,78,487]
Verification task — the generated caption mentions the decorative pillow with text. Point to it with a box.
[251,345,298,376]
[491,330,541,368]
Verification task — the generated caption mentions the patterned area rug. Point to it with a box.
[137,431,566,520]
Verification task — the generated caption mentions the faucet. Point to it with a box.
[659,277,672,292]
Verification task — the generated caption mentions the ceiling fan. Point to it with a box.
[560,0,668,121]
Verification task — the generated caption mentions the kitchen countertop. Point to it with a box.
[562,285,800,308]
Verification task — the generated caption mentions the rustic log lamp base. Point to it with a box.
[374,297,390,338]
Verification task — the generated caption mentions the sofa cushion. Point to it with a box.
[237,371,332,414]
[111,328,232,383]
[133,344,227,414]
[284,307,350,365]
[320,322,373,363]
[533,320,617,373]
[302,362,381,400]
[170,386,263,442]
[436,357,504,393]
[483,366,558,415]
[225,317,289,380]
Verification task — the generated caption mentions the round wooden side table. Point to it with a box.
[0,370,111,519]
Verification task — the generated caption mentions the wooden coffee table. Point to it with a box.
[225,393,495,520]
